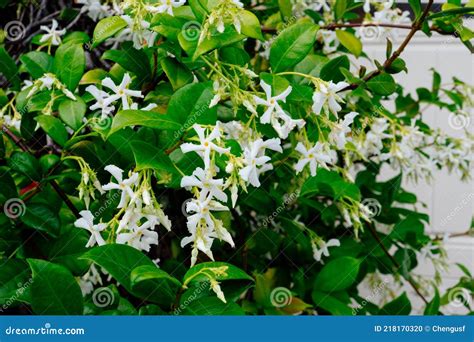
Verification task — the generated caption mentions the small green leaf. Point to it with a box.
[240,10,264,40]
[270,20,319,73]
[314,257,361,292]
[8,152,41,181]
[92,16,128,47]
[58,97,86,130]
[35,115,69,146]
[109,110,182,136]
[28,259,84,315]
[335,30,362,57]
[424,288,440,315]
[366,73,397,95]
[21,203,60,237]
[20,51,54,79]
[161,57,194,90]
[54,42,85,91]
[312,290,353,315]
[130,265,182,306]
[320,55,350,83]
[380,292,412,315]
[183,262,253,285]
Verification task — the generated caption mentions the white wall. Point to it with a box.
[362,31,473,314]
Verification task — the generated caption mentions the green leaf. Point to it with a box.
[21,203,60,237]
[409,0,422,18]
[130,265,182,306]
[0,46,20,90]
[380,292,412,315]
[35,115,69,146]
[312,290,353,315]
[424,288,440,315]
[300,169,361,201]
[314,257,361,292]
[161,57,194,90]
[8,151,41,181]
[270,20,319,73]
[240,10,264,41]
[167,82,217,126]
[335,30,362,57]
[0,260,32,306]
[20,51,54,79]
[367,73,396,95]
[92,16,128,47]
[109,110,182,136]
[183,262,253,285]
[58,97,86,130]
[28,259,84,315]
[102,44,151,82]
[180,297,245,315]
[335,0,348,20]
[428,7,474,19]
[320,55,350,83]
[80,244,156,294]
[54,42,85,91]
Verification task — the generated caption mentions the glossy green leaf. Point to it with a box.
[58,97,86,130]
[92,16,128,47]
[335,30,362,57]
[54,42,85,91]
[35,115,69,146]
[314,257,361,292]
[109,110,182,136]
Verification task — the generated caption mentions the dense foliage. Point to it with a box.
[0,0,473,316]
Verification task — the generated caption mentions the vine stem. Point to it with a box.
[1,124,80,218]
[367,223,429,305]
[341,0,435,92]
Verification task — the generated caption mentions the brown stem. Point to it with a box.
[367,223,429,305]
[2,124,80,218]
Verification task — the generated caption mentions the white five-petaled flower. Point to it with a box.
[239,138,282,187]
[116,219,159,252]
[181,124,230,169]
[145,0,186,16]
[181,167,228,202]
[311,238,340,262]
[294,142,334,176]
[253,80,305,138]
[39,20,66,46]
[102,165,139,208]
[312,81,349,115]
[74,210,107,247]
[101,73,143,110]
[329,111,359,149]
[85,85,115,118]
[77,0,111,21]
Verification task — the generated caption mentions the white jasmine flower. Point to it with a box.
[77,0,110,21]
[181,167,228,202]
[102,73,143,110]
[210,278,227,303]
[117,223,159,252]
[39,19,66,46]
[311,238,340,262]
[254,80,292,125]
[294,142,334,176]
[78,264,103,295]
[312,81,349,115]
[85,85,115,118]
[102,165,139,208]
[27,73,76,100]
[239,138,282,187]
[329,111,358,149]
[146,0,186,16]
[119,15,157,49]
[181,124,230,169]
[74,210,107,247]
